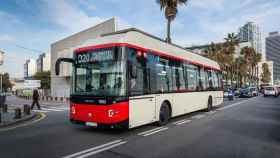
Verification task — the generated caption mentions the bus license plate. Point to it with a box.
[86,122,97,127]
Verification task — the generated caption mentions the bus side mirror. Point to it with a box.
[55,58,75,76]
[130,65,137,78]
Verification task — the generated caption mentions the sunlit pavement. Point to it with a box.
[0,96,279,158]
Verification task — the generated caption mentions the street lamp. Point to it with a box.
[0,50,4,93]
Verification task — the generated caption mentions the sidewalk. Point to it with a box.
[7,96,68,109]
[0,110,37,128]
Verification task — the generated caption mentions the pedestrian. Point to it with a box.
[31,89,41,110]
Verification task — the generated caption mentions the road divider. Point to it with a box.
[62,139,127,158]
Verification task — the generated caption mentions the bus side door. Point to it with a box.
[129,94,156,128]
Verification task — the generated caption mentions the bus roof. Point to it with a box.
[75,28,220,70]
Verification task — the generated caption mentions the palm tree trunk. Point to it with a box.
[166,18,171,43]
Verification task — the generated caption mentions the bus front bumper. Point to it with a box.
[69,102,129,128]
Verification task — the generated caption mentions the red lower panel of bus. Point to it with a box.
[70,102,129,124]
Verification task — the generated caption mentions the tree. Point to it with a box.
[1,73,12,92]
[261,63,271,84]
[241,46,262,86]
[157,0,188,43]
[33,71,51,89]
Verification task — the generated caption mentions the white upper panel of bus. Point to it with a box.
[78,28,220,70]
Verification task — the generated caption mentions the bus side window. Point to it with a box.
[128,48,150,96]
[186,64,198,91]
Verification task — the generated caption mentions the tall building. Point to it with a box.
[238,22,263,58]
[266,32,280,85]
[36,53,50,72]
[51,17,117,97]
[24,59,36,79]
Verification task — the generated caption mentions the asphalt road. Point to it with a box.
[0,96,279,158]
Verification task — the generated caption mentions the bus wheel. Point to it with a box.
[158,102,170,126]
[206,97,213,112]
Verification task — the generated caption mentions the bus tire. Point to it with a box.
[158,102,170,126]
[206,96,213,112]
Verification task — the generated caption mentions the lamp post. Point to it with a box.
[0,50,4,93]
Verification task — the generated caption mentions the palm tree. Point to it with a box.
[157,0,188,43]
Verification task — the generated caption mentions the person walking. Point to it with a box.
[31,89,41,110]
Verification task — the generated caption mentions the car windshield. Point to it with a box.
[241,88,250,93]
[250,88,256,91]
[265,87,274,91]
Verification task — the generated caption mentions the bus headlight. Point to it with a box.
[108,109,119,117]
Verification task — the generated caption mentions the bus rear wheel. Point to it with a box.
[158,102,170,126]
[206,97,213,112]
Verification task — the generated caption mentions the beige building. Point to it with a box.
[258,60,274,85]
[51,18,117,97]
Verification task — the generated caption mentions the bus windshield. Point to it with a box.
[73,48,126,97]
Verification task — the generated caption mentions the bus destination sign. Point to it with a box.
[76,49,114,64]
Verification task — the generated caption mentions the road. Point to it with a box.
[0,96,280,158]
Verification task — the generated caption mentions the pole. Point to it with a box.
[0,74,2,93]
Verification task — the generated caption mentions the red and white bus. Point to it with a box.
[55,28,223,129]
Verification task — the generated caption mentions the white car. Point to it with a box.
[264,86,279,97]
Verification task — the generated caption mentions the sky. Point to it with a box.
[0,0,280,78]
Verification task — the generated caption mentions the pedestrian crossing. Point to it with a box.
[32,106,69,113]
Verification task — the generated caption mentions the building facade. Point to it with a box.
[51,18,117,97]
[24,59,36,79]
[238,22,263,58]
[266,32,280,85]
[36,53,50,72]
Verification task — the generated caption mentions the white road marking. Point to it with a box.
[137,127,167,136]
[206,110,217,115]
[62,140,124,158]
[76,141,127,158]
[143,127,168,136]
[173,119,187,125]
[218,97,256,111]
[41,107,64,112]
[32,109,50,113]
[192,114,206,119]
[174,120,191,125]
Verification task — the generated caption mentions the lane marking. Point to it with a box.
[143,127,168,136]
[173,119,187,125]
[76,141,127,158]
[174,120,191,125]
[137,127,166,136]
[0,113,46,132]
[192,114,205,119]
[33,109,50,113]
[218,97,256,111]
[62,140,123,158]
[41,108,64,112]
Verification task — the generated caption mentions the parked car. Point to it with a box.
[263,86,279,97]
[239,87,257,98]
[250,87,258,96]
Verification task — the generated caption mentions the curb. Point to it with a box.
[0,112,37,128]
